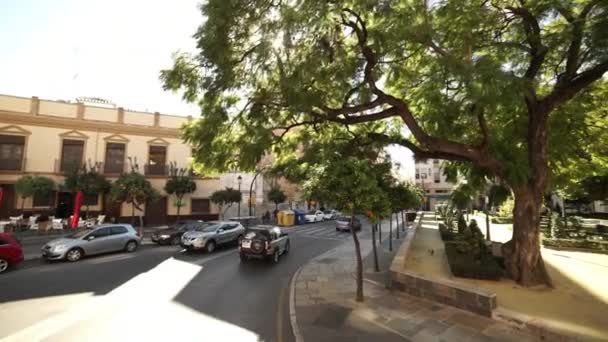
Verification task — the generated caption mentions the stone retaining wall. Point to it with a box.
[389,214,497,317]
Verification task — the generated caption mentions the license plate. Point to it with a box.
[241,240,251,248]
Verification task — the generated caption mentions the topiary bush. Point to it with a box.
[438,223,456,241]
[444,242,503,280]
[457,214,467,233]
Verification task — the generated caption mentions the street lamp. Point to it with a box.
[237,175,242,218]
[249,168,265,217]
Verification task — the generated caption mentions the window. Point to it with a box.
[0,135,25,171]
[0,239,7,246]
[60,139,84,172]
[191,198,210,214]
[88,227,111,239]
[33,191,56,207]
[110,226,128,235]
[146,145,167,175]
[104,143,125,174]
[434,172,440,183]
[83,193,98,206]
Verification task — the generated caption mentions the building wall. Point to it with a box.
[0,94,219,223]
[414,159,458,210]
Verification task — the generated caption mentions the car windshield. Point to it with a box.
[70,229,91,238]
[194,223,221,232]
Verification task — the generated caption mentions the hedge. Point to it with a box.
[444,242,503,280]
[542,238,608,254]
[438,223,456,241]
[491,217,513,224]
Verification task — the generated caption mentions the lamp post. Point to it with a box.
[249,168,265,217]
[237,175,242,218]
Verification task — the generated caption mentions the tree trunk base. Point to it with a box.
[502,239,553,288]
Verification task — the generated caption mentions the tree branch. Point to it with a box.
[507,6,547,80]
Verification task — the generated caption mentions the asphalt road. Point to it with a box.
[0,220,395,342]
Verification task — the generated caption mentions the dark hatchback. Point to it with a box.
[151,220,206,245]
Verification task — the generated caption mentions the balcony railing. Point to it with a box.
[144,163,168,176]
[0,158,25,172]
[54,159,83,173]
[102,162,127,174]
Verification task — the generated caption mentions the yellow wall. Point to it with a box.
[84,106,117,122]
[158,114,187,129]
[0,94,30,113]
[39,100,77,118]
[124,110,154,126]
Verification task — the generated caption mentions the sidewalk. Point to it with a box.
[292,227,539,341]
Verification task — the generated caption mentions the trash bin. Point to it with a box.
[293,209,306,225]
[277,211,286,226]
[283,210,295,226]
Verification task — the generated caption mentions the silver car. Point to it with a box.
[180,221,245,253]
[42,224,142,262]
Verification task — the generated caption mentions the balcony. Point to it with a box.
[54,160,84,174]
[0,158,25,172]
[102,162,127,175]
[144,163,168,176]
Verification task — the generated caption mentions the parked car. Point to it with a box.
[239,225,289,263]
[41,224,142,262]
[151,220,206,245]
[180,221,245,253]
[0,233,24,273]
[304,210,324,223]
[335,216,362,232]
[323,210,339,220]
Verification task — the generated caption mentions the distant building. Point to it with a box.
[414,158,458,211]
[0,94,220,224]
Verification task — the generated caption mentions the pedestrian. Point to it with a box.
[264,210,270,224]
[273,209,279,223]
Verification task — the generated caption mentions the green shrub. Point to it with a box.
[490,216,513,224]
[438,223,456,241]
[542,238,608,254]
[455,219,489,257]
[457,214,467,233]
[497,197,514,218]
[444,242,503,280]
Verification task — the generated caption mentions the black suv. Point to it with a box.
[239,225,290,263]
[151,220,205,245]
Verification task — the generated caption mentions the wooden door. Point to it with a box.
[144,197,167,226]
[0,184,15,218]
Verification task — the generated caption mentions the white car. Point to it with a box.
[323,210,339,220]
[304,210,324,223]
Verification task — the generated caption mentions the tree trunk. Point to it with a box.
[350,210,364,302]
[388,214,393,252]
[485,211,491,241]
[395,212,400,239]
[378,220,382,241]
[502,186,553,287]
[371,223,379,272]
[131,203,135,225]
[176,196,182,224]
[404,210,407,232]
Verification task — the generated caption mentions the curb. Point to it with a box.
[289,265,305,342]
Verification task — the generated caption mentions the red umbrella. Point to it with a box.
[71,191,83,229]
[0,187,4,210]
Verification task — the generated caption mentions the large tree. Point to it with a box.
[110,171,159,228]
[64,163,111,218]
[162,1,608,286]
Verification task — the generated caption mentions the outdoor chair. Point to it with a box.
[96,215,106,225]
[51,219,64,230]
[9,215,23,226]
[27,215,40,230]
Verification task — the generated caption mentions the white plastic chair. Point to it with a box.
[51,219,64,230]
[96,215,106,225]
[28,215,39,230]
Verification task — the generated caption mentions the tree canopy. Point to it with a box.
[164,162,197,221]
[162,1,608,286]
[267,187,287,208]
[110,171,160,226]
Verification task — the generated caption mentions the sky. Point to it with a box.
[0,0,414,180]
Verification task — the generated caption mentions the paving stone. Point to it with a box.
[419,320,451,336]
[385,317,425,337]
[447,312,495,332]
[437,324,478,342]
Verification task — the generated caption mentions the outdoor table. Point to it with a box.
[0,220,11,233]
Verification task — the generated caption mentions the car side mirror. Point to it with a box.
[217,229,224,234]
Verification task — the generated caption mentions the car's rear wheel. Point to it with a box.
[272,250,280,264]
[0,258,8,273]
[206,240,216,253]
[283,241,290,255]
[125,240,138,253]
[66,248,83,262]
[171,236,180,246]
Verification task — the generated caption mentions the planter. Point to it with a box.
[444,242,503,280]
